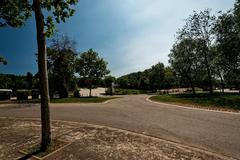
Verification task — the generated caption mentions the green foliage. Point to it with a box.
[0,90,11,100]
[213,7,240,90]
[75,49,110,96]
[162,67,179,89]
[114,89,146,95]
[117,63,176,91]
[148,63,165,91]
[42,0,78,37]
[16,89,30,100]
[31,89,40,99]
[50,97,115,103]
[47,34,77,98]
[169,38,202,94]
[150,93,240,110]
[0,0,78,37]
[26,72,33,89]
[0,73,39,91]
[104,76,116,88]
[234,0,240,31]
[176,9,216,94]
[0,0,31,27]
[73,89,80,98]
[117,72,144,89]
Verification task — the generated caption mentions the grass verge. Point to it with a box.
[150,93,240,111]
[0,97,117,104]
[50,97,117,103]
[114,88,147,95]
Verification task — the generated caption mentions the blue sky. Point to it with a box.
[0,0,235,77]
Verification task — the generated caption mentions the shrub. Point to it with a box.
[31,89,39,99]
[0,89,12,100]
[73,90,81,98]
[16,90,30,100]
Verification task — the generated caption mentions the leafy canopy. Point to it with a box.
[0,0,78,36]
[76,49,110,80]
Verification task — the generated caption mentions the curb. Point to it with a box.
[146,96,240,115]
[1,117,236,160]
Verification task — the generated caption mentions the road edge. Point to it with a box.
[146,96,240,115]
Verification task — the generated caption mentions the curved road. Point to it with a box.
[0,95,239,159]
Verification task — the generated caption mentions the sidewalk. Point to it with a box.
[0,118,231,160]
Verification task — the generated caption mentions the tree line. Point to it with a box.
[117,63,178,91]
[0,35,110,98]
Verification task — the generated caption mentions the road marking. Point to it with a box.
[146,96,240,115]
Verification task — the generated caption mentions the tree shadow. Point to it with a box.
[17,149,42,160]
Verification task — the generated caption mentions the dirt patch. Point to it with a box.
[0,118,231,160]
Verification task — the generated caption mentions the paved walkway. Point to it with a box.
[0,118,231,160]
[0,95,239,159]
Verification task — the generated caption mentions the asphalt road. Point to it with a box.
[0,95,240,159]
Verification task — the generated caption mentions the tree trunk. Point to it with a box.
[89,85,92,97]
[206,64,213,94]
[203,47,213,95]
[33,0,51,151]
[219,74,224,94]
[186,76,195,95]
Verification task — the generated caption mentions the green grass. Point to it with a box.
[150,93,240,110]
[50,97,116,103]
[114,88,146,95]
[0,97,117,104]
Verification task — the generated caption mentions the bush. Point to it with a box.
[16,90,30,100]
[73,90,81,98]
[31,89,39,99]
[105,88,114,95]
[0,89,12,100]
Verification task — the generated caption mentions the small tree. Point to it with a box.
[104,76,116,95]
[148,63,165,92]
[47,35,77,98]
[0,0,78,151]
[76,49,110,97]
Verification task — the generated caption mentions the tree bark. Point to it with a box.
[186,76,196,95]
[203,46,213,95]
[219,74,224,94]
[33,0,51,151]
[89,85,92,97]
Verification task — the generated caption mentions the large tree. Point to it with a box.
[169,38,201,95]
[234,0,240,30]
[47,35,77,98]
[179,10,216,94]
[213,2,240,92]
[0,0,78,150]
[76,49,110,97]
